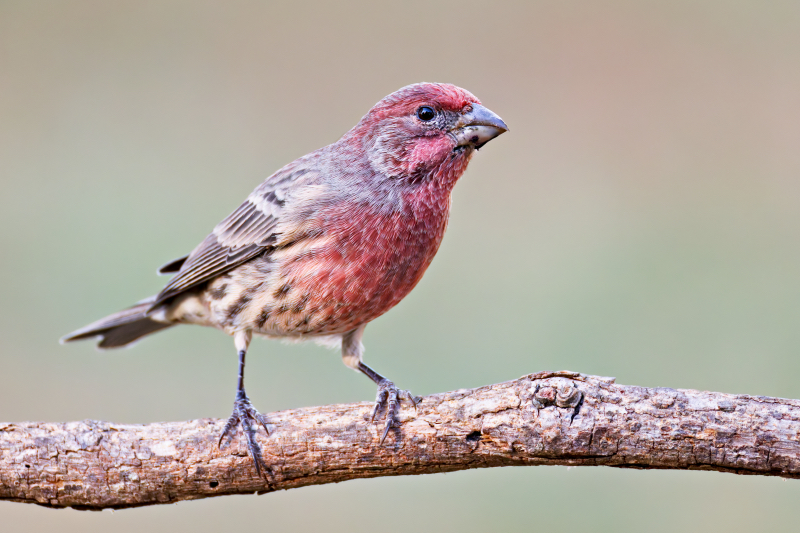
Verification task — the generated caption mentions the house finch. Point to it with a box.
[62,83,507,474]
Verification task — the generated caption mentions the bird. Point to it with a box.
[62,82,508,474]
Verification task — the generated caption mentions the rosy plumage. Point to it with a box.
[63,83,507,474]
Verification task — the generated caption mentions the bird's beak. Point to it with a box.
[451,104,508,149]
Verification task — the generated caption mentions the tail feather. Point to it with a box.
[61,297,174,349]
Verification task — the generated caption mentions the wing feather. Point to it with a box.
[151,162,317,306]
[157,255,188,274]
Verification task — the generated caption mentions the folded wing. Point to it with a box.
[151,164,315,306]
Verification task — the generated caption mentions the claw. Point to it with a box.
[371,379,420,445]
[379,418,393,445]
[218,394,270,476]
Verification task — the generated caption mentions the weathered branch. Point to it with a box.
[2,371,799,509]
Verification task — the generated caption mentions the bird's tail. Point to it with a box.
[61,296,174,349]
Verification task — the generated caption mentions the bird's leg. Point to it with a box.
[218,330,270,476]
[342,326,420,444]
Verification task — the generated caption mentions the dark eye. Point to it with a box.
[416,106,436,122]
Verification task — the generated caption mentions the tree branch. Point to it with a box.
[2,371,799,509]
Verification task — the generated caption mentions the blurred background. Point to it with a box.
[2,0,800,530]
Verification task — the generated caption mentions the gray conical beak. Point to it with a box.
[451,104,508,149]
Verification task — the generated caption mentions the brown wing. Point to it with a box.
[157,255,188,274]
[151,164,313,306]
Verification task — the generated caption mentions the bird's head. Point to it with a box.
[351,83,508,184]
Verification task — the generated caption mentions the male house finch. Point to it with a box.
[63,83,507,473]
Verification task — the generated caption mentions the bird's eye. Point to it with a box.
[416,106,436,122]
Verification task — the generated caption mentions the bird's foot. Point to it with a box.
[370,379,421,445]
[218,392,270,476]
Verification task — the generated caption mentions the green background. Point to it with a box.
[2,1,799,530]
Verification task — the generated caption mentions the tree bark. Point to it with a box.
[2,371,799,510]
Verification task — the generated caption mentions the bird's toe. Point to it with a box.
[218,394,271,476]
[371,379,420,445]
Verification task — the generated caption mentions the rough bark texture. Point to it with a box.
[2,371,799,510]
